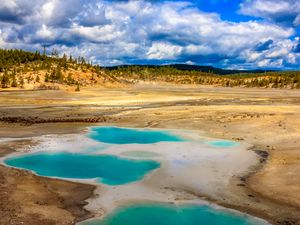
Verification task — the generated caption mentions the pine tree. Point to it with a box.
[36,75,40,83]
[11,75,17,87]
[1,71,10,88]
[62,54,68,69]
[75,83,80,92]
[45,73,49,82]
[66,73,74,84]
[20,78,25,88]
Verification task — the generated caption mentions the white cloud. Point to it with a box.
[0,0,299,68]
[71,24,124,43]
[36,24,52,39]
[241,38,299,68]
[257,58,283,68]
[294,14,300,26]
[41,1,55,20]
[147,42,183,59]
[239,0,300,27]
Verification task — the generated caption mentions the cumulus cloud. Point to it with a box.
[239,0,300,27]
[147,42,183,59]
[0,0,37,24]
[0,0,299,68]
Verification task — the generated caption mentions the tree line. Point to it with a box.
[1,48,300,89]
[105,66,300,89]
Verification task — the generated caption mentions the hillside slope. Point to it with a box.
[0,49,125,91]
[1,49,300,90]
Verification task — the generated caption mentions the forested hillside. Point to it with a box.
[106,66,300,89]
[105,64,272,75]
[0,49,122,90]
[1,49,300,90]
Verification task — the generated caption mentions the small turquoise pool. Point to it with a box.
[80,203,267,225]
[88,126,184,144]
[207,140,239,148]
[4,152,160,185]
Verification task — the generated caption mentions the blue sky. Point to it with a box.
[0,0,299,69]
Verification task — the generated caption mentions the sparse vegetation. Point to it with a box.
[75,83,80,92]
[106,65,300,89]
[0,48,119,89]
[0,48,300,90]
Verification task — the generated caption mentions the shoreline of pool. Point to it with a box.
[78,200,271,225]
[0,125,273,225]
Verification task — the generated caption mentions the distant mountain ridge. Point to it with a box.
[104,64,275,75]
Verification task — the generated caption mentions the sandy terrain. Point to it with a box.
[0,139,96,225]
[0,84,300,224]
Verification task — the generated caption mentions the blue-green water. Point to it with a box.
[88,126,184,144]
[207,140,239,148]
[3,127,266,225]
[4,152,160,185]
[80,203,267,225]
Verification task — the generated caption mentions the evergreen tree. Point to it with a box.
[1,71,10,88]
[11,75,17,87]
[55,65,63,81]
[20,77,24,87]
[62,54,68,69]
[45,73,49,82]
[36,75,40,83]
[75,83,80,92]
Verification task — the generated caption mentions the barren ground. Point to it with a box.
[0,83,300,225]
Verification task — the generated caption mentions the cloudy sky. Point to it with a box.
[0,0,300,69]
